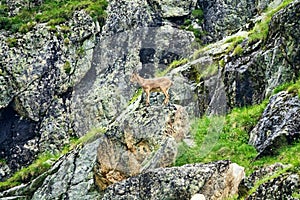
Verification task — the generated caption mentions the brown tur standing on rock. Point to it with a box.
[130,72,173,106]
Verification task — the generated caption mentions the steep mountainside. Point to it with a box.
[0,0,300,199]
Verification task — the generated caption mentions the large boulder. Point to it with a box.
[94,103,190,190]
[249,91,300,157]
[239,163,299,199]
[101,160,245,200]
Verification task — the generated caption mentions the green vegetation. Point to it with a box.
[176,77,300,197]
[180,8,205,43]
[155,58,188,77]
[224,35,245,54]
[233,44,243,56]
[0,152,59,191]
[128,88,143,105]
[191,9,204,24]
[6,37,18,48]
[0,0,108,33]
[0,126,106,191]
[199,62,219,79]
[63,60,72,74]
[273,77,300,98]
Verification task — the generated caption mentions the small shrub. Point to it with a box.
[63,61,71,74]
[64,38,70,45]
[6,37,18,48]
[191,9,204,23]
[219,59,225,67]
[19,21,36,33]
[184,19,192,26]
[76,46,85,58]
[233,44,243,56]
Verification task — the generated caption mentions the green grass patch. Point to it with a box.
[224,36,245,54]
[233,44,243,56]
[0,126,106,192]
[128,88,143,105]
[155,58,188,77]
[200,62,219,79]
[175,99,269,174]
[272,77,300,98]
[191,9,204,24]
[0,0,108,33]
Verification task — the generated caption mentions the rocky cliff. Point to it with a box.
[0,0,300,199]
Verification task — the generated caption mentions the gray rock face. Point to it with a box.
[249,91,300,156]
[149,0,197,18]
[197,0,269,43]
[224,50,267,108]
[101,160,245,200]
[94,104,190,190]
[102,0,162,34]
[31,139,101,200]
[224,0,300,109]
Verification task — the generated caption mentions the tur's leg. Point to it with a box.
[162,88,170,105]
[145,89,150,106]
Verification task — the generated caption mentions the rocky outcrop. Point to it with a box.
[249,91,300,157]
[94,103,190,190]
[72,24,195,135]
[101,160,245,200]
[248,173,299,200]
[0,138,100,200]
[264,0,300,95]
[0,10,97,180]
[239,163,300,199]
[224,0,300,109]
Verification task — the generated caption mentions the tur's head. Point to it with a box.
[130,72,138,83]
